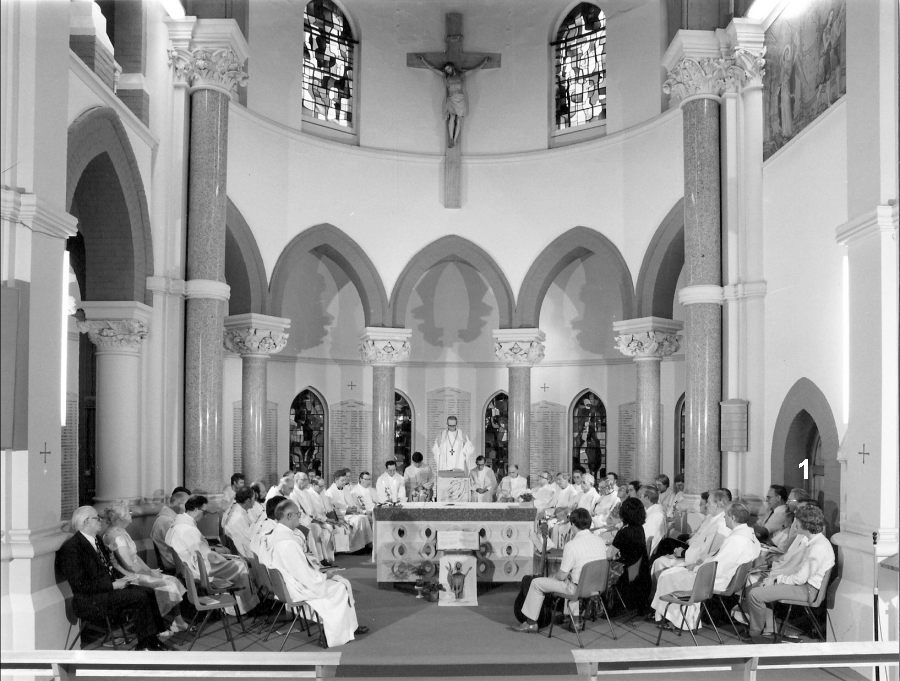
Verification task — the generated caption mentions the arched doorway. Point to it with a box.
[289,388,327,478]
[484,391,509,476]
[571,390,607,478]
[394,391,414,469]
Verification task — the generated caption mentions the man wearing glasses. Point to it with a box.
[56,506,170,650]
[761,485,791,534]
[350,472,376,520]
[533,472,558,515]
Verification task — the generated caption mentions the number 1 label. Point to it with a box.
[799,458,809,480]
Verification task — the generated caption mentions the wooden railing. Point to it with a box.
[0,650,342,681]
[571,641,898,680]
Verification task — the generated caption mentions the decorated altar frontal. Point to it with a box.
[374,503,537,587]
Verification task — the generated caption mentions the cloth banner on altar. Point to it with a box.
[437,470,469,502]
[438,552,477,606]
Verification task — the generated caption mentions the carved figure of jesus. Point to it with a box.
[416,55,489,148]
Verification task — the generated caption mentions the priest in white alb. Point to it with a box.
[496,464,528,502]
[325,469,373,552]
[375,460,407,504]
[469,455,498,502]
[290,472,336,564]
[432,416,475,472]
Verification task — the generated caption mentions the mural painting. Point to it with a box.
[763,0,846,160]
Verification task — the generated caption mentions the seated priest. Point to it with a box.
[266,499,369,647]
[266,474,294,502]
[469,456,498,502]
[639,484,667,555]
[350,472,376,518]
[165,495,258,615]
[496,464,527,502]
[532,472,558,515]
[249,495,282,559]
[549,472,585,545]
[513,508,609,633]
[222,486,257,558]
[650,502,760,630]
[404,452,434,501]
[592,472,621,527]
[255,495,319,568]
[248,482,267,524]
[325,468,373,553]
[651,489,731,577]
[221,472,245,509]
[150,489,190,572]
[551,474,602,544]
[57,506,171,651]
[745,505,834,642]
[375,460,407,504]
[290,471,336,565]
[656,475,677,519]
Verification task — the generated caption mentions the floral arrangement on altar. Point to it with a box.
[519,489,534,503]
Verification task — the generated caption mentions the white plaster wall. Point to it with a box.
[247,0,668,154]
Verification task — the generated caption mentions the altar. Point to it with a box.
[374,502,537,587]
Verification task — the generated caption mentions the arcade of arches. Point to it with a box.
[1,0,897,655]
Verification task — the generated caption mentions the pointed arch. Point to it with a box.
[269,224,388,326]
[225,198,268,315]
[67,107,153,305]
[635,199,684,319]
[390,236,515,329]
[515,227,633,328]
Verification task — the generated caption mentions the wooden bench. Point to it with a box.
[1,650,342,681]
[571,641,898,680]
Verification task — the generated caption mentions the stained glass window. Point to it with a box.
[484,393,509,477]
[303,0,355,127]
[553,3,607,130]
[572,391,607,478]
[290,389,325,476]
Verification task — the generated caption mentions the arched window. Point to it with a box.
[303,0,356,129]
[552,3,607,139]
[572,391,607,477]
[484,392,509,476]
[675,393,686,476]
[394,391,414,468]
[290,389,326,477]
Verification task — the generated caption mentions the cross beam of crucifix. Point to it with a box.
[407,13,501,209]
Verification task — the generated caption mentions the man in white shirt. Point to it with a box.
[469,456,498,502]
[349,472,377,518]
[375,460,407,504]
[656,474,677,519]
[640,485,667,554]
[220,473,245,509]
[592,472,621,527]
[262,499,368,647]
[165,495,258,615]
[651,489,731,579]
[266,475,294,502]
[150,489,189,571]
[222,486,256,558]
[290,472,336,565]
[532,472,558,515]
[760,485,791,534]
[404,452,434,501]
[651,503,760,629]
[497,465,527,502]
[325,469,373,553]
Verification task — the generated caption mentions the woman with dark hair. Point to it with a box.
[609,497,651,613]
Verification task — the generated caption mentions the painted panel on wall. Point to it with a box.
[329,400,372,478]
[763,0,846,160]
[530,401,566,482]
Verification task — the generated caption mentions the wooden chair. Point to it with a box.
[655,560,723,647]
[195,550,247,634]
[172,550,238,651]
[773,567,834,643]
[58,580,133,651]
[713,560,753,641]
[266,567,324,651]
[546,559,617,648]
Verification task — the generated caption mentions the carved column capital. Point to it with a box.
[664,57,735,101]
[358,328,412,366]
[493,329,546,366]
[168,47,248,96]
[223,313,290,356]
[731,46,766,89]
[78,319,148,351]
[613,317,683,359]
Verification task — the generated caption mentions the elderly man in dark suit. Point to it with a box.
[55,505,169,651]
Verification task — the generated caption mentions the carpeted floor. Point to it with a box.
[87,554,868,681]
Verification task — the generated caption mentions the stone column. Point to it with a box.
[359,328,412,469]
[614,317,683,484]
[663,33,745,503]
[223,314,290,485]
[170,21,248,493]
[77,302,152,503]
[493,329,546,476]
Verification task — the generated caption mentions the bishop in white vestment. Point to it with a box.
[432,416,475,472]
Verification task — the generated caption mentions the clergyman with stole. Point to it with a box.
[432,416,475,501]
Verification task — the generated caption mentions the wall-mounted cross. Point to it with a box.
[347,382,356,391]
[39,442,51,464]
[540,384,550,392]
[858,444,869,464]
[407,13,501,208]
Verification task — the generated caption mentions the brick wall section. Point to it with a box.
[113,0,146,75]
[117,89,150,126]
[70,35,116,90]
[67,108,154,306]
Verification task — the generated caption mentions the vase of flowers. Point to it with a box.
[422,581,444,602]
[519,490,534,507]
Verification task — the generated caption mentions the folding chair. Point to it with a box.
[59,580,133,650]
[613,556,643,613]
[266,566,323,650]
[152,543,177,576]
[245,552,279,632]
[173,551,238,651]
[713,560,753,641]
[773,567,834,643]
[547,559,617,648]
[655,560,723,646]
[196,550,247,634]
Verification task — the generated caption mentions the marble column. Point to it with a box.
[77,302,152,503]
[223,314,290,485]
[169,22,248,493]
[614,317,683,484]
[493,329,546,477]
[663,34,744,501]
[359,328,412,469]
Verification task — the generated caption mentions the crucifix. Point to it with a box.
[858,444,869,464]
[540,383,550,392]
[347,381,356,391]
[407,13,501,209]
[39,442,51,464]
